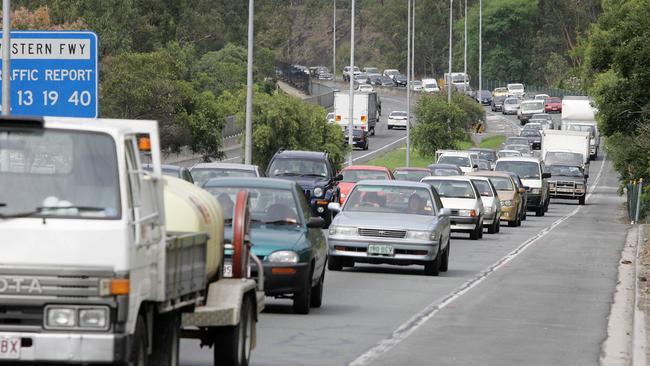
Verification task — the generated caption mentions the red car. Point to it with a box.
[338,165,394,203]
[544,97,562,113]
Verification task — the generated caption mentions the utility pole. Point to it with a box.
[406,0,411,167]
[2,0,10,115]
[447,0,453,103]
[479,0,483,94]
[244,0,254,165]
[333,0,336,79]
[463,0,467,91]
[347,0,355,166]
[412,0,415,82]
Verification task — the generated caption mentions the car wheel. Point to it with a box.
[310,267,325,308]
[371,127,375,136]
[469,223,481,240]
[363,142,369,150]
[387,125,393,130]
[508,219,517,227]
[535,206,544,217]
[579,196,586,206]
[495,217,501,233]
[487,219,497,234]
[293,267,313,314]
[478,222,484,239]
[440,240,450,272]
[424,244,442,276]
[327,256,343,271]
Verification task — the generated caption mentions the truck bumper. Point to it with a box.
[0,331,126,363]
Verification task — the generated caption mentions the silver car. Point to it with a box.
[502,97,521,115]
[467,176,501,233]
[327,180,451,276]
[190,162,263,186]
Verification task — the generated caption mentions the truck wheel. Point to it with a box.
[232,190,251,279]
[310,268,325,308]
[327,256,343,271]
[579,196,586,206]
[214,295,254,366]
[128,315,148,366]
[488,220,497,234]
[150,312,180,366]
[293,267,313,314]
[440,240,450,272]
[478,222,484,239]
[424,244,442,276]
[371,127,375,136]
[535,206,544,217]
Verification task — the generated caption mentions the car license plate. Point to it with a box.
[0,335,20,359]
[368,244,394,256]
[223,260,233,278]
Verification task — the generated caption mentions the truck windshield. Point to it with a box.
[0,128,121,219]
[495,161,540,180]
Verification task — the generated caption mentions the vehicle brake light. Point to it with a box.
[361,126,366,130]
[361,115,367,122]
[470,210,477,217]
[336,115,342,122]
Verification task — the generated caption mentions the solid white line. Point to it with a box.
[348,136,407,165]
[222,155,242,162]
[349,154,608,366]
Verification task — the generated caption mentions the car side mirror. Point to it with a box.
[328,202,342,213]
[584,174,589,179]
[438,208,452,217]
[334,174,343,181]
[518,188,526,194]
[307,216,325,229]
[473,165,479,169]
[542,172,551,179]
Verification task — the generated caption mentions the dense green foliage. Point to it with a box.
[581,0,650,184]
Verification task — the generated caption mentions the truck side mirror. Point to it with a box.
[584,174,589,179]
[334,174,343,181]
[542,172,551,179]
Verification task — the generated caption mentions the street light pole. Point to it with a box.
[412,0,415,82]
[447,0,453,104]
[478,0,483,94]
[463,0,467,91]
[347,0,355,166]
[333,0,336,79]
[2,0,10,115]
[406,0,411,167]
[244,0,254,165]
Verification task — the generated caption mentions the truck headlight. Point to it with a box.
[501,200,513,207]
[328,225,357,236]
[46,307,76,328]
[79,308,109,329]
[313,187,324,198]
[530,188,541,195]
[407,230,436,241]
[267,250,299,264]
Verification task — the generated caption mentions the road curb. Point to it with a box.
[634,225,648,366]
[601,225,640,365]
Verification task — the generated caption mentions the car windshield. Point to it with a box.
[496,161,540,179]
[494,96,507,102]
[487,176,515,191]
[342,169,390,182]
[393,170,429,182]
[268,158,329,178]
[549,165,584,177]
[474,150,497,162]
[365,68,379,74]
[203,186,302,229]
[0,128,121,219]
[522,102,544,111]
[412,81,422,86]
[192,168,257,186]
[547,97,561,103]
[471,179,494,197]
[390,112,407,118]
[505,99,518,104]
[498,151,521,158]
[344,185,435,216]
[438,155,470,167]
[425,180,476,199]
[431,168,461,176]
[424,83,437,89]
[520,130,540,137]
[509,84,524,90]
[504,145,531,154]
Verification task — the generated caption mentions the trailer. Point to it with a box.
[561,96,600,159]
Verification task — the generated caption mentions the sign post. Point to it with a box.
[0,31,98,117]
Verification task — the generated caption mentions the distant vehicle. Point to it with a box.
[492,87,509,97]
[421,176,484,240]
[343,66,361,81]
[393,74,408,87]
[358,84,374,93]
[504,136,533,148]
[292,64,310,75]
[354,73,370,84]
[444,72,470,91]
[534,94,550,100]
[411,80,423,92]
[327,112,335,124]
[310,66,332,80]
[467,171,525,227]
[143,163,194,183]
[338,165,394,203]
[544,97,562,113]
[363,67,381,77]
[518,100,545,125]
[383,69,400,80]
[503,144,533,157]
[436,151,479,173]
[387,110,408,130]
[422,78,441,93]
[561,96,600,159]
[494,157,551,216]
[266,150,342,227]
[491,95,507,112]
[370,75,394,87]
[327,180,452,276]
[528,118,553,130]
[334,92,380,135]
[522,122,543,131]
[469,148,498,169]
[547,164,588,205]
[497,149,523,158]
[519,129,542,150]
[393,167,432,182]
[427,163,464,176]
[502,97,521,115]
[507,83,525,98]
[467,176,502,233]
[475,90,493,105]
[477,159,491,171]
[343,128,369,150]
[190,162,262,186]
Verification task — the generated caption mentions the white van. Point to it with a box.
[422,78,440,93]
[494,157,551,216]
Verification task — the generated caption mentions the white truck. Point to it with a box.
[334,91,379,136]
[541,129,590,174]
[444,72,470,92]
[435,150,480,174]
[0,116,264,365]
[507,83,526,98]
[561,96,600,159]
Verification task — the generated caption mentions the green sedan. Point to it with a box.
[203,177,328,314]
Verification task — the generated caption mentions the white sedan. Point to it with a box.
[358,84,374,93]
[387,111,408,130]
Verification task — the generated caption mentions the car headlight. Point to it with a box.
[485,205,495,213]
[407,230,436,241]
[46,307,76,328]
[328,225,357,236]
[458,209,477,217]
[313,187,324,198]
[501,200,513,207]
[530,188,542,195]
[79,308,109,329]
[267,250,299,264]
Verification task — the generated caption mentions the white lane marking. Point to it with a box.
[348,137,407,165]
[222,155,241,162]
[349,154,608,365]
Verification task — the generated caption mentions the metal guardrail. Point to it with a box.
[222,115,241,139]
[627,179,648,223]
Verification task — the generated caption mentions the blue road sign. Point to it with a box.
[0,31,98,118]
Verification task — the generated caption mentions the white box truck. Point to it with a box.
[541,130,590,166]
[0,116,264,365]
[334,92,379,136]
[561,96,600,159]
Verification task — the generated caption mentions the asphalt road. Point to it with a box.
[180,101,628,365]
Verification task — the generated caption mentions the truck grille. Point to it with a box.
[358,228,407,239]
[450,209,461,216]
[0,305,43,327]
[0,266,112,298]
[553,181,576,188]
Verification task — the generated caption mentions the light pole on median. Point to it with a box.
[463,0,467,91]
[333,0,336,80]
[244,0,254,165]
[447,0,453,104]
[2,0,11,115]
[479,0,483,94]
[406,0,411,167]
[347,0,355,166]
